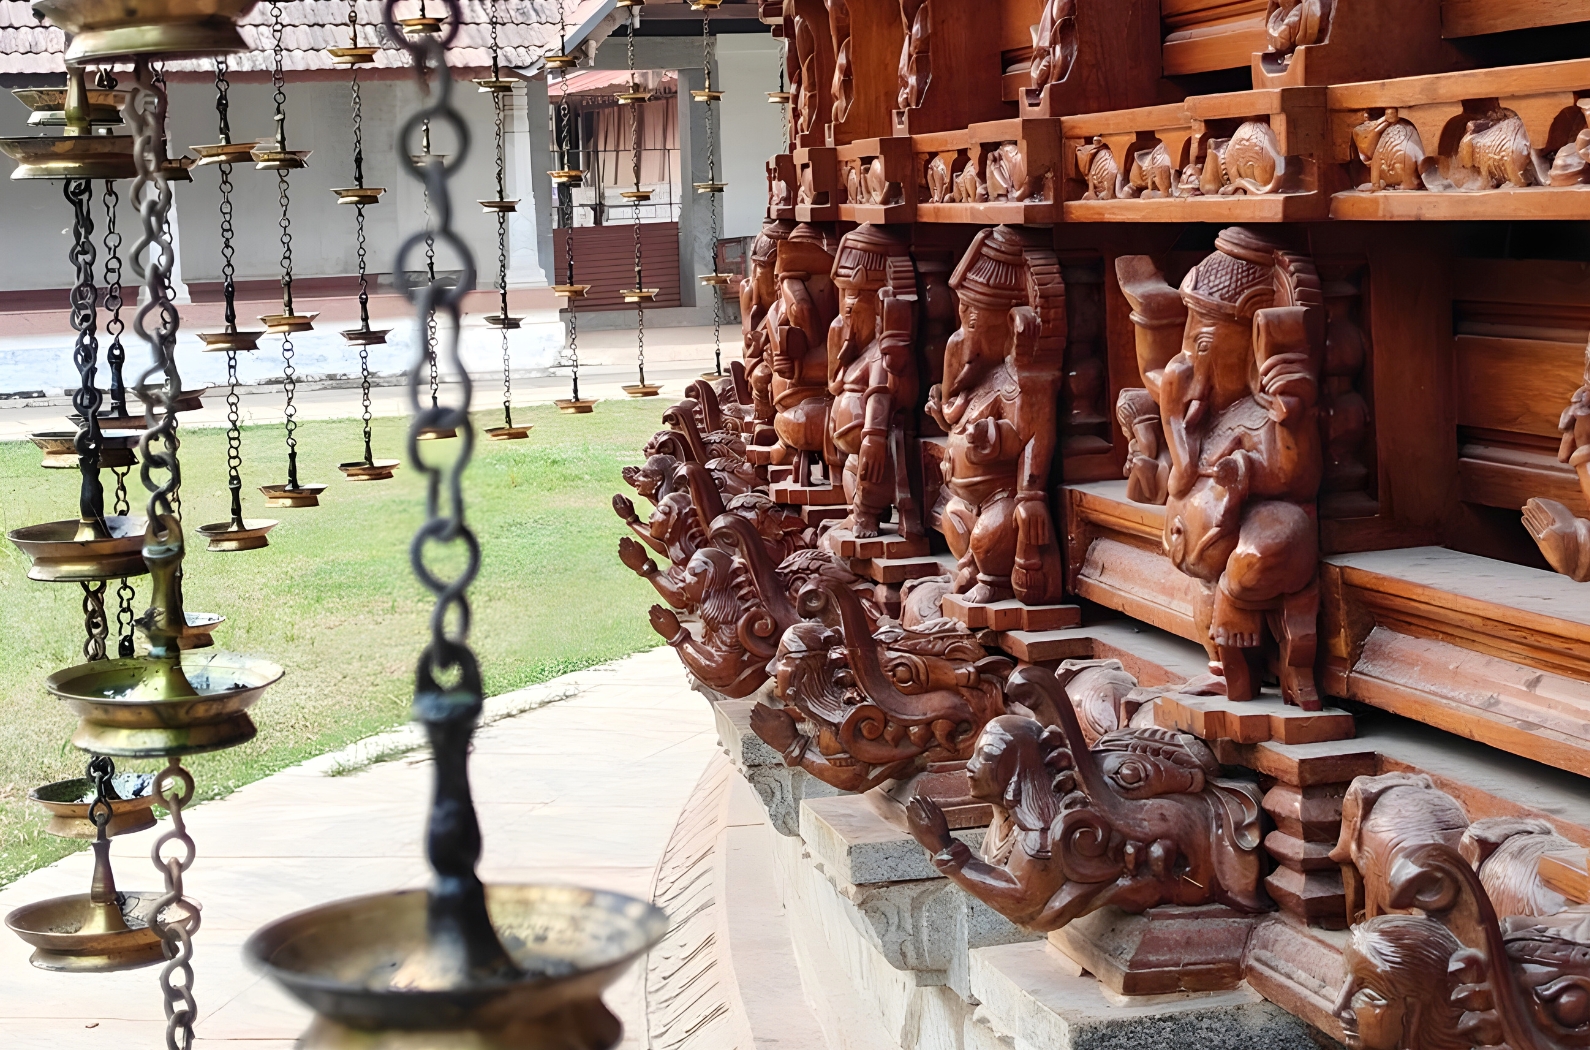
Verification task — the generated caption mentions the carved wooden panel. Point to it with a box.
[1328,58,1590,220]
[912,118,1064,223]
[836,136,915,222]
[1442,0,1590,38]
[1162,0,1269,76]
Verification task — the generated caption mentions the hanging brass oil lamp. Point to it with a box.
[619,8,660,398]
[552,2,596,417]
[247,20,665,1038]
[0,64,135,180]
[30,428,139,469]
[481,0,530,440]
[6,758,176,972]
[32,0,259,64]
[696,14,730,380]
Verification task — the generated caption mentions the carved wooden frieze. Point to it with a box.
[837,136,915,222]
[912,119,1063,224]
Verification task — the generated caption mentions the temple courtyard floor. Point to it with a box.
[0,646,718,1049]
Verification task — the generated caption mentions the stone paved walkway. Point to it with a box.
[0,646,716,1050]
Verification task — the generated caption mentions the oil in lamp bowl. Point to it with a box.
[0,133,136,180]
[486,424,532,441]
[622,383,663,399]
[32,0,260,63]
[197,519,279,552]
[6,891,175,972]
[12,86,126,125]
[555,399,596,414]
[333,186,385,206]
[29,429,140,469]
[337,460,400,482]
[260,483,328,508]
[191,139,259,166]
[28,772,157,839]
[245,884,667,1042]
[7,515,147,582]
[47,649,284,758]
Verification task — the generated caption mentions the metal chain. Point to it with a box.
[214,60,248,528]
[704,15,721,376]
[558,0,581,400]
[492,0,513,427]
[124,59,193,1050]
[628,8,646,385]
[152,759,199,1050]
[381,0,506,971]
[66,178,106,526]
[271,2,302,489]
[113,464,134,656]
[102,181,127,416]
[349,30,377,465]
[81,580,108,661]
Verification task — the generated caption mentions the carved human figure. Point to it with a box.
[905,664,1266,931]
[616,490,705,609]
[925,225,1066,607]
[1524,338,1590,581]
[749,577,1011,792]
[1028,0,1076,93]
[622,453,682,507]
[766,224,843,486]
[646,547,778,700]
[824,225,923,540]
[1353,109,1425,192]
[1333,914,1469,1050]
[742,221,795,433]
[897,0,930,111]
[1266,0,1324,57]
[1117,228,1325,707]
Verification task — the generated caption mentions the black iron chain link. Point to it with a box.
[271,2,302,489]
[81,580,108,661]
[704,14,722,375]
[102,181,127,416]
[628,7,646,386]
[350,36,377,465]
[557,0,581,399]
[214,60,248,528]
[492,0,513,426]
[66,178,105,526]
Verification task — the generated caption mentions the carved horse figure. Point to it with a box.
[905,663,1266,931]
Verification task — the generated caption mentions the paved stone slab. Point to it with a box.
[0,645,717,1050]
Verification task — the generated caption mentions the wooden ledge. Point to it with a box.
[1324,547,1590,777]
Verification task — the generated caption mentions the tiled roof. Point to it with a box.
[0,0,606,76]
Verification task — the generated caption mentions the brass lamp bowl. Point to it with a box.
[622,383,662,399]
[338,459,400,481]
[33,0,260,63]
[198,519,278,552]
[544,54,578,70]
[473,77,518,93]
[342,326,391,346]
[245,884,667,1048]
[180,611,225,650]
[329,45,379,66]
[8,515,147,582]
[80,386,208,428]
[689,89,723,102]
[699,272,734,287]
[399,15,443,35]
[7,891,173,972]
[253,146,311,171]
[163,156,195,181]
[478,198,518,212]
[486,424,532,441]
[30,429,140,469]
[334,186,385,206]
[261,483,328,508]
[555,399,596,414]
[694,181,726,193]
[548,169,585,185]
[191,139,258,166]
[553,284,591,300]
[12,85,126,125]
[620,288,658,303]
[199,328,265,352]
[260,312,318,334]
[47,649,283,758]
[767,91,794,104]
[417,425,458,441]
[619,188,652,201]
[29,772,157,839]
[484,314,522,330]
[0,134,135,180]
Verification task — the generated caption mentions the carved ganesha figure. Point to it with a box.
[925,225,1067,607]
[1113,228,1325,709]
[905,664,1266,931]
[742,220,794,433]
[766,224,844,486]
[1331,770,1590,1050]
[749,577,1013,792]
[821,225,924,542]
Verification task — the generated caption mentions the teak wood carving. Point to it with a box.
[1525,338,1590,582]
[904,664,1267,930]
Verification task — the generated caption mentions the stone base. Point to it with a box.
[942,595,1081,632]
[713,697,840,836]
[970,941,1326,1050]
[770,479,849,506]
[1243,916,1349,1045]
[1048,905,1262,996]
[825,523,933,561]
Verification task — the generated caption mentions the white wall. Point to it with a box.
[717,34,784,240]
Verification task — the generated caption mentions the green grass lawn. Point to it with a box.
[0,399,665,886]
